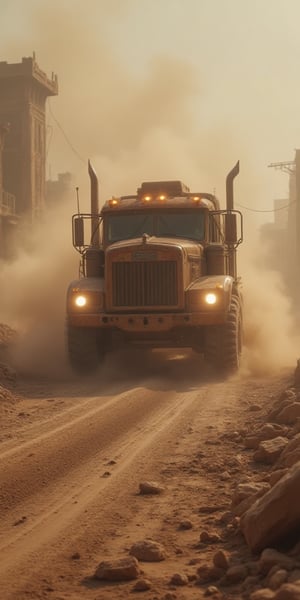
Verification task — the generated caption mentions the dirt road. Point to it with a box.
[0,351,290,600]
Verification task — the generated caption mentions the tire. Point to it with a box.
[204,296,242,374]
[67,324,105,375]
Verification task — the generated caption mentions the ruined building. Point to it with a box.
[0,54,58,255]
[261,149,300,305]
[0,123,17,257]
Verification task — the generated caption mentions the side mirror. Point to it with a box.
[73,216,84,247]
[225,213,237,244]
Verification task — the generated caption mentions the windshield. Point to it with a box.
[105,210,205,244]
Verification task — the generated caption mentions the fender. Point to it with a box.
[186,275,234,313]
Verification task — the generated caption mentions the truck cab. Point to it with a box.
[66,164,243,375]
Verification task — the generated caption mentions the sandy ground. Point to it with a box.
[0,349,293,600]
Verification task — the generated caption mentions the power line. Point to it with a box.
[48,100,86,164]
[236,200,296,213]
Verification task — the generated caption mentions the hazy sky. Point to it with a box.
[1,0,300,227]
[1,0,300,373]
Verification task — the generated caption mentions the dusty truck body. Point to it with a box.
[66,162,243,374]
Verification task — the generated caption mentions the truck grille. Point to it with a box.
[112,261,178,307]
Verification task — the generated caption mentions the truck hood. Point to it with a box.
[106,236,204,260]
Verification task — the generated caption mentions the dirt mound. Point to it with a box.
[0,323,17,348]
[0,323,18,411]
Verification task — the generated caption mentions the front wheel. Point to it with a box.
[204,296,242,374]
[66,324,106,375]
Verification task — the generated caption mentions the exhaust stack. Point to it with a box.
[88,160,100,247]
[226,160,239,211]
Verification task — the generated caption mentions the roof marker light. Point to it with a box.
[108,197,119,207]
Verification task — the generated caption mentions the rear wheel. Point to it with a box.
[205,296,242,374]
[67,324,106,375]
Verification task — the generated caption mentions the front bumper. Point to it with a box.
[67,310,227,331]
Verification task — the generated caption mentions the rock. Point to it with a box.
[233,482,270,518]
[0,384,17,404]
[268,391,297,421]
[204,586,220,596]
[290,419,300,437]
[213,550,229,570]
[278,434,300,468]
[132,578,152,591]
[169,573,188,586]
[244,435,262,449]
[262,423,289,437]
[259,549,295,575]
[0,324,17,353]
[232,482,270,507]
[243,575,262,589]
[94,556,140,581]
[139,481,164,495]
[244,424,288,450]
[240,463,300,552]
[254,437,289,464]
[275,582,300,599]
[223,564,248,584]
[249,403,262,411]
[199,530,221,544]
[289,570,300,583]
[179,519,193,530]
[249,590,275,600]
[269,469,289,486]
[0,363,16,384]
[130,539,166,562]
[268,568,288,589]
[220,471,231,480]
[276,403,300,425]
[197,565,225,583]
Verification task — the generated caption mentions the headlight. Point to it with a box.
[69,290,104,312]
[75,295,87,307]
[204,292,217,305]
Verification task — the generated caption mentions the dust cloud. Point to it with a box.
[0,201,77,377]
[0,2,299,378]
[240,230,300,376]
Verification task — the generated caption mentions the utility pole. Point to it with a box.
[268,155,300,304]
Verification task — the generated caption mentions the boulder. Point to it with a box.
[139,481,164,495]
[199,530,221,543]
[268,390,297,421]
[213,550,229,570]
[244,424,289,450]
[275,582,300,599]
[222,564,248,584]
[232,482,271,507]
[268,569,288,590]
[132,578,152,591]
[94,556,140,581]
[278,434,300,468]
[249,588,275,599]
[253,437,289,464]
[130,539,166,562]
[276,403,300,425]
[240,462,300,552]
[197,564,225,583]
[169,572,189,586]
[269,469,289,487]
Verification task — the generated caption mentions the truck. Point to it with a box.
[66,161,243,375]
